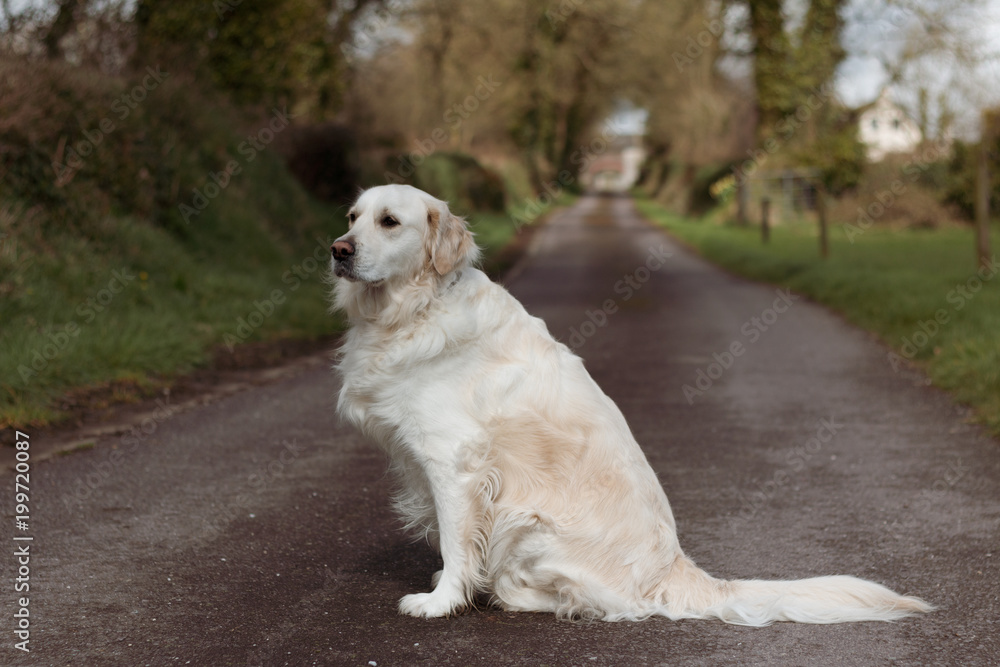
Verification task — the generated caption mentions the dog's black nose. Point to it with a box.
[331,239,355,261]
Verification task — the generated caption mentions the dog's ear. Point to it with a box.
[426,202,479,276]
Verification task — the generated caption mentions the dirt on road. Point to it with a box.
[2,194,998,666]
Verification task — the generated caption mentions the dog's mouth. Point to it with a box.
[333,260,386,287]
[333,261,356,280]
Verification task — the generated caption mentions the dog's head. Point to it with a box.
[331,184,479,286]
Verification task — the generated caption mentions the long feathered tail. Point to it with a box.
[660,556,933,626]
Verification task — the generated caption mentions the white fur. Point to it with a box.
[331,184,933,625]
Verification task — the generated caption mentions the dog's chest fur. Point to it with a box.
[336,272,493,452]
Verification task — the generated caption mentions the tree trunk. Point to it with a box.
[747,0,790,141]
[43,0,83,59]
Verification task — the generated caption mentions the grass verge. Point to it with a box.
[0,199,346,429]
[635,198,1000,437]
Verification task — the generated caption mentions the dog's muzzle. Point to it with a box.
[331,239,356,279]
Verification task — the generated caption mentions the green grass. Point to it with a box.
[636,198,1000,437]
[1,199,347,428]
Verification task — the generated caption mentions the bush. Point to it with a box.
[828,154,960,229]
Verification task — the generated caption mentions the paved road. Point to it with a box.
[3,195,999,666]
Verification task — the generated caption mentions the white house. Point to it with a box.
[858,90,923,161]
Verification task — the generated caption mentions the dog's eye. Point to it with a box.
[381,216,400,228]
[347,212,356,228]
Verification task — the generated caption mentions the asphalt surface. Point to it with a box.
[3,194,999,666]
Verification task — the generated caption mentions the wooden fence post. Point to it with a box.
[816,183,829,259]
[976,140,991,269]
[736,180,748,226]
[761,197,771,244]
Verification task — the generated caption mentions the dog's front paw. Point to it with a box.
[399,590,464,618]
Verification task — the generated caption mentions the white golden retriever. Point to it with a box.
[331,184,932,625]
